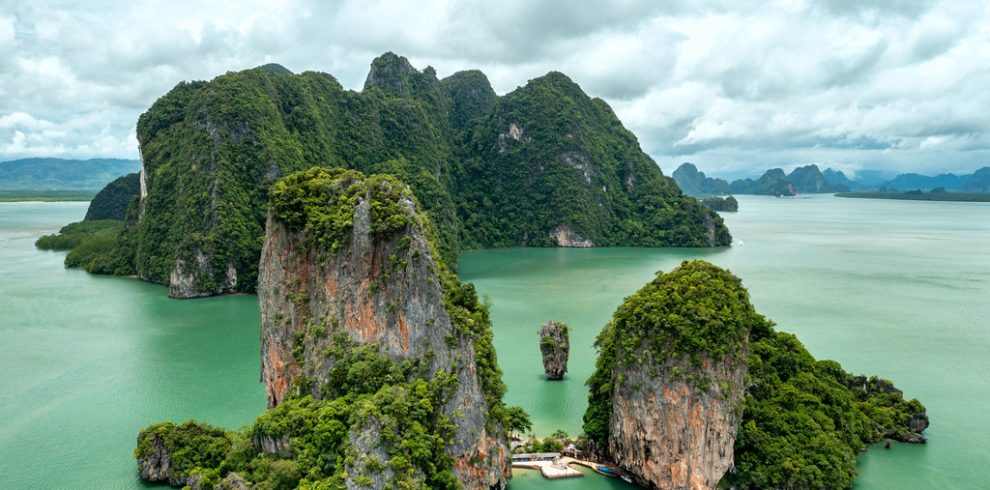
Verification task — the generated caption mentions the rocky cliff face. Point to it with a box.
[258,167,509,489]
[609,353,746,489]
[584,261,754,490]
[136,421,232,489]
[539,321,569,380]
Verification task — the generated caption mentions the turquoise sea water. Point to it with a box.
[2,195,988,488]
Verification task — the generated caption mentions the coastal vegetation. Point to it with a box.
[33,174,140,274]
[36,220,122,251]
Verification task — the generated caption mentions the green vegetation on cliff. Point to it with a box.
[268,167,509,428]
[55,52,729,297]
[727,322,928,489]
[137,168,520,489]
[137,348,464,489]
[583,261,756,446]
[455,72,727,249]
[583,260,928,489]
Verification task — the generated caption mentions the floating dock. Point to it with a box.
[511,453,583,479]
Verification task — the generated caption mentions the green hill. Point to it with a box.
[49,52,730,297]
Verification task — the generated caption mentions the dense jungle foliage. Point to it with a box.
[84,172,140,220]
[583,261,927,490]
[53,52,728,295]
[137,355,466,489]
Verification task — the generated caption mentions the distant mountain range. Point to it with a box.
[673,163,847,196]
[673,163,990,196]
[875,167,990,192]
[0,158,140,190]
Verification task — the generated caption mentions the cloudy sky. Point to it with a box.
[1,0,988,178]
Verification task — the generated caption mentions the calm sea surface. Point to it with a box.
[1,195,987,489]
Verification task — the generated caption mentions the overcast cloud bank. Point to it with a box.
[1,0,988,177]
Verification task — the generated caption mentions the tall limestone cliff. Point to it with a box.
[584,261,752,489]
[136,167,515,489]
[63,52,728,298]
[539,320,569,380]
[259,167,510,488]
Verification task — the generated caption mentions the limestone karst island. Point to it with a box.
[3,3,988,490]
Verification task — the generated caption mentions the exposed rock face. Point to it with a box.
[552,225,593,247]
[258,168,509,489]
[364,51,419,94]
[539,321,570,380]
[168,252,238,298]
[137,433,174,485]
[136,421,231,488]
[584,261,753,490]
[215,473,251,490]
[610,353,746,489]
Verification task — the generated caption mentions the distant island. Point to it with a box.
[673,162,990,199]
[0,157,139,193]
[702,195,738,212]
[672,163,848,197]
[837,189,990,202]
[0,190,96,202]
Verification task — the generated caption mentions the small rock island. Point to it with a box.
[583,260,930,490]
[539,320,570,380]
[702,195,739,212]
